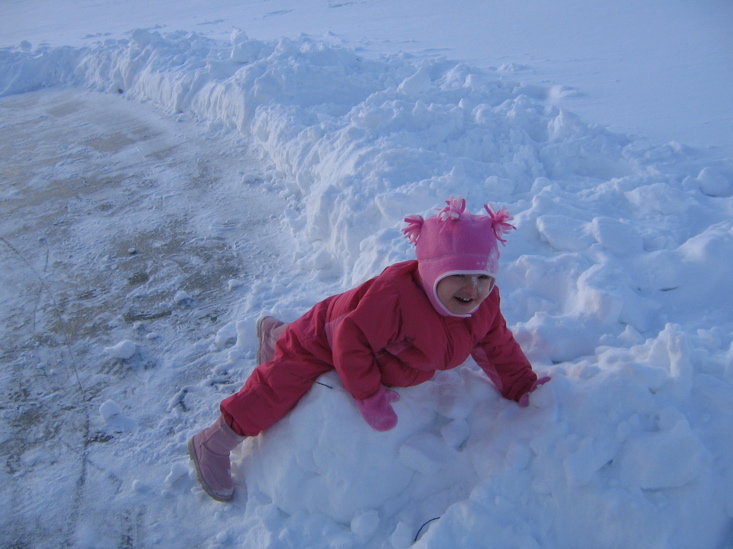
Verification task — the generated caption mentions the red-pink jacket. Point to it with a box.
[222,260,538,436]
[297,260,537,401]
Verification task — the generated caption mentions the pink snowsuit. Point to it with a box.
[221,260,537,436]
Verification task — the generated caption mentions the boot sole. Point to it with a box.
[187,437,233,502]
[255,316,268,365]
[256,316,282,365]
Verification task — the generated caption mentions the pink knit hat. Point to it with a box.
[403,196,516,317]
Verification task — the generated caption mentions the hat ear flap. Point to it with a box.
[402,214,424,245]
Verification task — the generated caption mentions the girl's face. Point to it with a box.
[436,274,495,315]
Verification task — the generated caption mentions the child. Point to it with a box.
[188,196,549,502]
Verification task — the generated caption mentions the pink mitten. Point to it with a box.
[518,376,551,408]
[356,386,400,431]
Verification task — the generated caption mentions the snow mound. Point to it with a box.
[228,325,732,548]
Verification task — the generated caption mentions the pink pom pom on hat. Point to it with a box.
[403,196,516,317]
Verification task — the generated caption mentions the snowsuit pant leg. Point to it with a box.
[220,326,333,437]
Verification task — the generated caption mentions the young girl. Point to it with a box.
[188,196,549,502]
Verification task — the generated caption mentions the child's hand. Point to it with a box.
[518,376,551,407]
[355,386,400,431]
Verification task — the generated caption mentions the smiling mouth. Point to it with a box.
[455,297,473,304]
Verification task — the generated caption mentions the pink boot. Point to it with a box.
[187,415,246,502]
[256,316,287,365]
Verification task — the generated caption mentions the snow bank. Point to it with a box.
[3,28,732,548]
[229,323,733,548]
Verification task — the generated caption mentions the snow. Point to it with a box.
[104,340,138,360]
[1,1,732,548]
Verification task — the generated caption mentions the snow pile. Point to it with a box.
[2,27,733,549]
[230,328,733,548]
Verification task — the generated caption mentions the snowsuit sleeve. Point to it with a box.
[471,289,537,402]
[329,283,403,401]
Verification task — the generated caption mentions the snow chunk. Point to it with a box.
[390,521,414,549]
[563,437,616,485]
[618,420,708,490]
[696,167,731,197]
[625,183,689,215]
[99,399,137,433]
[398,66,432,96]
[398,433,446,475]
[351,509,380,538]
[227,279,243,291]
[172,290,192,304]
[536,214,593,251]
[214,322,238,348]
[165,462,189,485]
[99,400,122,421]
[104,340,137,360]
[440,419,470,449]
[590,216,643,255]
